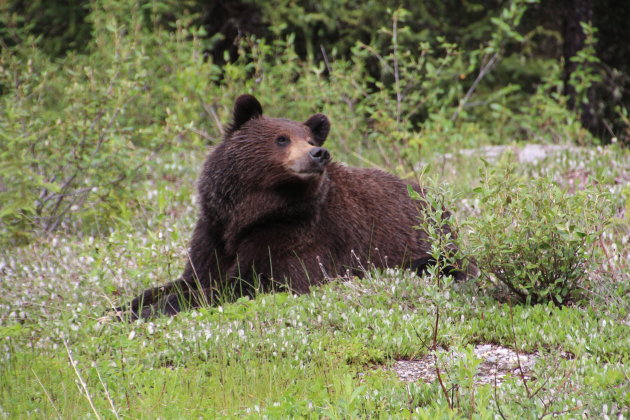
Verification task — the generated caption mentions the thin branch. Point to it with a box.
[431,305,440,350]
[392,14,402,126]
[63,338,102,420]
[320,44,332,75]
[452,52,500,121]
[96,367,121,419]
[32,368,62,420]
[356,42,394,74]
[493,369,507,420]
[509,306,531,397]
[188,127,214,142]
[199,99,224,137]
[431,304,453,409]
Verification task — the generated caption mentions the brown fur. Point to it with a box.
[115,95,467,319]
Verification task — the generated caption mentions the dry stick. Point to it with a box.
[392,14,402,127]
[526,366,556,405]
[540,405,582,419]
[535,360,579,420]
[431,305,453,409]
[188,127,213,142]
[63,338,102,420]
[451,52,500,122]
[320,45,332,75]
[43,99,154,233]
[508,306,532,397]
[405,384,414,419]
[32,368,62,420]
[200,100,224,137]
[118,346,132,411]
[96,367,121,420]
[493,369,507,420]
[390,14,409,170]
[47,138,166,234]
[356,42,394,74]
[468,382,476,420]
[599,236,614,268]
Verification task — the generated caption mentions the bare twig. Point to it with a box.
[200,99,224,136]
[188,127,214,141]
[320,45,332,75]
[96,368,121,420]
[431,305,440,349]
[118,346,132,411]
[32,368,62,420]
[509,306,531,397]
[434,361,453,410]
[540,405,582,419]
[63,338,102,420]
[493,370,507,420]
[350,151,389,172]
[452,52,500,121]
[431,304,453,409]
[356,42,394,74]
[392,14,402,126]
[536,360,578,419]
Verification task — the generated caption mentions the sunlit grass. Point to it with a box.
[1,144,629,418]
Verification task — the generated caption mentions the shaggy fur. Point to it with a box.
[115,95,467,319]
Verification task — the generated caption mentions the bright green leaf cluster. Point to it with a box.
[466,158,613,305]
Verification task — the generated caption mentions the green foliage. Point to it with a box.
[0,1,221,243]
[0,0,628,417]
[0,0,92,57]
[466,158,612,305]
[1,244,628,417]
[568,22,602,109]
[408,180,470,284]
[2,0,622,244]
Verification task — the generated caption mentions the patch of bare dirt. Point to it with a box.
[389,344,538,385]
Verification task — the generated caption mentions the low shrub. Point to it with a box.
[466,159,612,305]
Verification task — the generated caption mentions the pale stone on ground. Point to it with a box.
[389,344,538,385]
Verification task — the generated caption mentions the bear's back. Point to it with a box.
[311,164,430,274]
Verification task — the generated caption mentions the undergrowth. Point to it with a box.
[1,0,629,418]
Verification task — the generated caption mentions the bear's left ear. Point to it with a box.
[228,94,263,135]
[304,113,330,146]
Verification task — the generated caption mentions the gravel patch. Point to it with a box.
[389,344,538,385]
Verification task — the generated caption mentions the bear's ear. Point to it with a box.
[229,94,263,134]
[304,113,330,146]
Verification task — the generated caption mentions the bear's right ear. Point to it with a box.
[228,94,263,134]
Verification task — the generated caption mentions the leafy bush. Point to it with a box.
[0,0,622,245]
[466,159,612,305]
[407,179,473,286]
[0,1,219,243]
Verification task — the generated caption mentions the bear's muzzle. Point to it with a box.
[309,147,331,169]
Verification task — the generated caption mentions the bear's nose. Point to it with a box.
[309,147,330,167]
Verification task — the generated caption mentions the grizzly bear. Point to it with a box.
[114,94,468,319]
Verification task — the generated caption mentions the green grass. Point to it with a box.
[1,145,629,418]
[1,272,628,418]
[2,2,629,416]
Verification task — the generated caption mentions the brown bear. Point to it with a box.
[115,94,468,319]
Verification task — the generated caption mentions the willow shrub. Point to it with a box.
[465,159,612,305]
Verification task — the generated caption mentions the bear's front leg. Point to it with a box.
[111,278,192,320]
[110,217,226,320]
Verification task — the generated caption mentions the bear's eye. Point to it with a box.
[275,136,290,147]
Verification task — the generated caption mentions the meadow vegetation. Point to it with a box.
[1,0,628,417]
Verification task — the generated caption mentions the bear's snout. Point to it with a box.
[309,147,330,168]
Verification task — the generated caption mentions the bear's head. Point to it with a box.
[223,95,331,187]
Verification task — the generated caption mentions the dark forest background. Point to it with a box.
[1,0,629,243]
[2,0,629,143]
